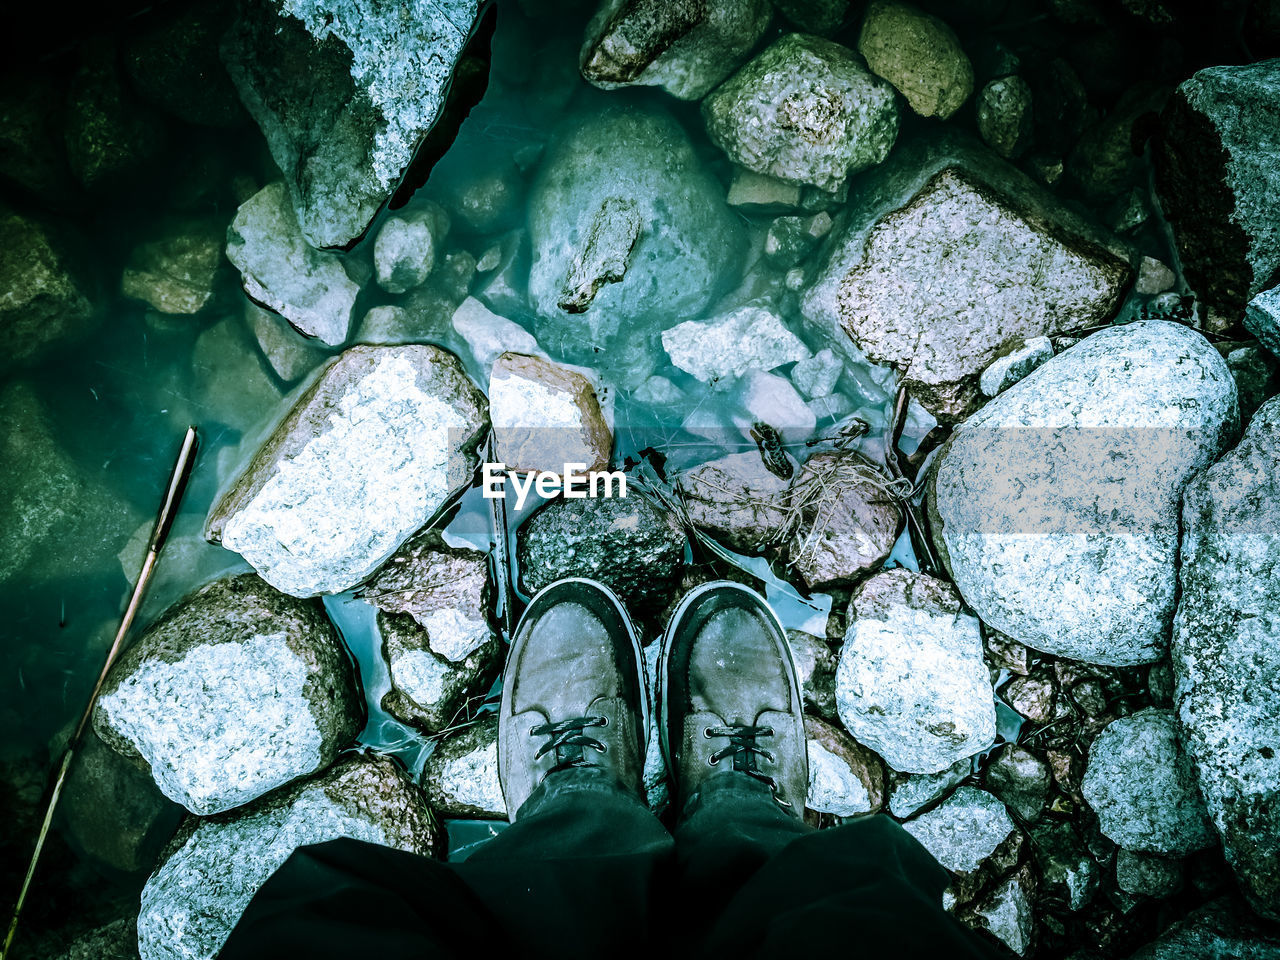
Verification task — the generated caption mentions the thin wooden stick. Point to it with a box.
[2,425,199,960]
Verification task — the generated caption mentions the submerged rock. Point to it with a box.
[835,569,996,774]
[490,352,612,474]
[1082,709,1215,856]
[94,574,363,815]
[451,297,540,372]
[857,1,974,120]
[0,209,95,371]
[805,715,885,817]
[137,754,437,960]
[1173,395,1280,919]
[678,452,791,553]
[420,715,506,819]
[246,301,330,383]
[902,786,1013,873]
[65,40,165,189]
[372,202,449,294]
[736,371,817,445]
[121,220,224,316]
[579,0,772,100]
[226,183,359,345]
[221,0,482,248]
[786,450,902,589]
[1156,59,1280,325]
[206,344,488,597]
[703,33,900,192]
[931,321,1238,665]
[661,302,811,386]
[802,134,1131,421]
[528,105,743,345]
[517,494,686,611]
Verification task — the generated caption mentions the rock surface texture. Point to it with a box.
[857,1,974,120]
[803,135,1131,421]
[1173,395,1280,919]
[420,715,506,818]
[902,786,1014,873]
[137,754,437,960]
[1156,59,1280,325]
[94,574,362,816]
[206,344,489,597]
[931,321,1238,665]
[702,33,900,192]
[221,0,482,248]
[835,569,996,774]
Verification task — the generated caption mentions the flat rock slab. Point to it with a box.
[94,574,362,815]
[931,320,1238,665]
[206,344,488,597]
[802,134,1131,421]
[490,352,613,474]
[221,0,481,248]
[1173,395,1280,919]
[836,569,996,774]
[137,754,437,960]
[1082,709,1216,857]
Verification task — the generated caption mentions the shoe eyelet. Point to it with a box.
[597,743,608,754]
[707,755,720,766]
[703,727,714,739]
[597,716,609,727]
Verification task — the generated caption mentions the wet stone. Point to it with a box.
[789,630,839,720]
[971,867,1036,955]
[450,297,540,373]
[372,203,449,294]
[678,452,792,554]
[1116,849,1183,899]
[857,1,975,120]
[888,758,970,819]
[978,336,1054,398]
[1031,820,1100,911]
[903,786,1014,873]
[1244,286,1280,358]
[121,220,224,316]
[791,347,842,399]
[662,302,811,386]
[93,574,363,816]
[984,744,1050,823]
[1126,897,1280,959]
[805,715,885,817]
[246,301,330,384]
[976,75,1033,159]
[421,715,506,819]
[490,352,613,474]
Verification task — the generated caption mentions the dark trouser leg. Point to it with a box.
[673,774,998,959]
[219,768,672,960]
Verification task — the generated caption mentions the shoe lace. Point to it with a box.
[704,723,793,808]
[531,715,608,774]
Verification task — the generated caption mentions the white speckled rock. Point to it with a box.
[1082,709,1216,856]
[1173,395,1280,918]
[662,302,811,386]
[979,336,1054,397]
[802,135,1131,421]
[579,0,772,100]
[805,715,884,817]
[206,344,488,597]
[137,754,437,960]
[903,786,1014,874]
[791,347,842,399]
[420,715,506,819]
[489,352,613,475]
[450,296,540,372]
[889,758,970,818]
[971,869,1035,955]
[1244,286,1280,358]
[932,321,1239,665]
[836,569,996,774]
[93,575,362,816]
[372,202,449,294]
[702,33,900,192]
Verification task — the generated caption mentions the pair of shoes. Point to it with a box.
[497,578,808,821]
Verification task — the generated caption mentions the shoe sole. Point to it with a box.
[497,577,651,819]
[656,580,804,793]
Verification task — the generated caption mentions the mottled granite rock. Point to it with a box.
[976,75,1033,159]
[93,575,362,816]
[903,786,1013,873]
[857,1,974,119]
[1245,286,1280,358]
[1127,897,1280,959]
[931,321,1238,665]
[579,0,771,100]
[889,758,969,818]
[122,220,224,315]
[703,33,900,192]
[662,302,811,386]
[372,202,449,294]
[1116,849,1183,899]
[206,345,488,597]
[984,744,1050,822]
[789,630,839,719]
[1156,59,1280,324]
[137,754,437,960]
[490,352,612,474]
[1030,820,1099,911]
[221,0,482,248]
[1173,395,1280,919]
[979,336,1053,397]
[1082,709,1216,856]
[678,452,792,553]
[226,182,359,345]
[970,868,1035,955]
[420,715,506,819]
[836,569,996,774]
[805,715,884,817]
[802,134,1130,421]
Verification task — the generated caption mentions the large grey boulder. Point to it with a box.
[206,344,488,597]
[1155,60,1280,326]
[221,0,482,248]
[0,208,96,372]
[137,754,437,960]
[94,575,363,815]
[1173,395,1280,919]
[226,182,360,345]
[902,786,1014,874]
[1082,709,1215,857]
[579,0,771,100]
[702,33,900,193]
[835,569,996,774]
[931,321,1239,665]
[528,104,743,349]
[802,134,1130,421]
[1127,898,1280,960]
